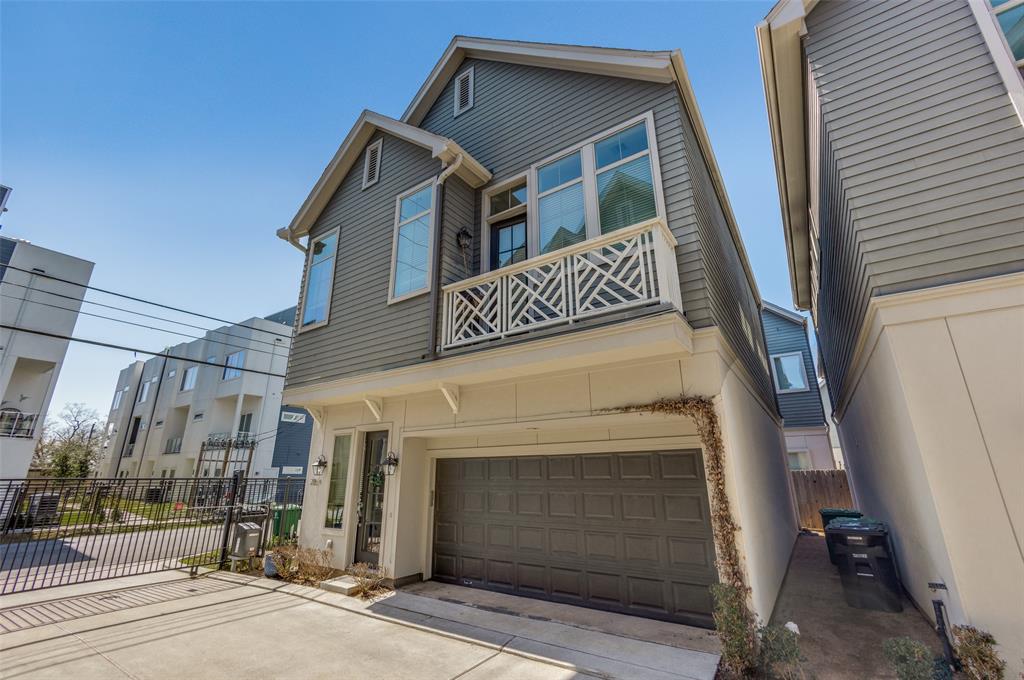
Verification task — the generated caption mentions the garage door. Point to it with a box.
[432,450,717,626]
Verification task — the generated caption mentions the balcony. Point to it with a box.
[205,431,254,449]
[442,218,681,350]
[0,411,37,438]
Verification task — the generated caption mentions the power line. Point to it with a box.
[2,263,295,340]
[1,278,289,352]
[0,292,288,360]
[0,323,287,378]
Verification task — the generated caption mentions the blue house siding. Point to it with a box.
[761,306,825,428]
[271,406,314,477]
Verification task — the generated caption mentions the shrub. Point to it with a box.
[269,545,334,586]
[347,562,390,600]
[953,626,1005,680]
[757,624,803,679]
[711,583,758,676]
[883,638,937,680]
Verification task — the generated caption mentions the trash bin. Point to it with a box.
[827,519,903,612]
[271,504,301,540]
[821,508,863,564]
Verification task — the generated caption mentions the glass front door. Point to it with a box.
[354,431,388,565]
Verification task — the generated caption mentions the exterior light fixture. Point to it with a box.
[456,228,473,271]
[312,453,328,477]
[383,451,400,476]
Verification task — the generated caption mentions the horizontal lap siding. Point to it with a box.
[286,131,442,388]
[806,0,1024,402]
[761,309,825,428]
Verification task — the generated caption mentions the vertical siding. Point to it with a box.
[761,308,826,428]
[286,131,442,388]
[805,0,1024,401]
[419,58,773,408]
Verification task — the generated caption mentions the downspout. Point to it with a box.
[113,364,147,478]
[276,228,307,254]
[426,152,463,360]
[134,354,168,477]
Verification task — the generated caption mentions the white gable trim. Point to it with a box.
[762,299,806,326]
[280,110,490,240]
[401,36,761,302]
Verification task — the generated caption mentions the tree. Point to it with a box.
[34,403,105,478]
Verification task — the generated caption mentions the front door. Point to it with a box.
[353,431,388,565]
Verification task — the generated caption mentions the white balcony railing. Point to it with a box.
[442,218,682,350]
[0,411,38,439]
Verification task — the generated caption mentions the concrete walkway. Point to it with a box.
[0,570,720,680]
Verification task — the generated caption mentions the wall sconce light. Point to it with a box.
[312,453,328,477]
[383,451,400,476]
[456,228,473,271]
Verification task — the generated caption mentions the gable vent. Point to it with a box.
[454,67,474,117]
[362,139,382,189]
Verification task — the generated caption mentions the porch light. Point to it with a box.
[312,453,328,477]
[456,228,473,251]
[383,451,399,476]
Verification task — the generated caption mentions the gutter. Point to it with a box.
[426,153,464,360]
[276,227,307,254]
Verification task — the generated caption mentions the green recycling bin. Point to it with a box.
[271,504,301,540]
[821,508,862,564]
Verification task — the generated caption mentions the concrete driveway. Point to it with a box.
[0,571,720,680]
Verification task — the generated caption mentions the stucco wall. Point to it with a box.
[783,429,835,470]
[838,275,1024,675]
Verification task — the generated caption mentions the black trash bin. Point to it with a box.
[827,518,903,613]
[821,508,863,564]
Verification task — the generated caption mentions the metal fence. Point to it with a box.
[0,474,305,595]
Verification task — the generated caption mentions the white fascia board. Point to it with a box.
[762,299,806,325]
[281,110,490,240]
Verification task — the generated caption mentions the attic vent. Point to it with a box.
[454,67,474,117]
[362,139,382,189]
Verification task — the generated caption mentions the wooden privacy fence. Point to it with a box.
[791,469,855,531]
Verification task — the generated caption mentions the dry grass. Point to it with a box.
[269,545,335,586]
[346,562,391,600]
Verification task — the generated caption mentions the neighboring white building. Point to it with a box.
[0,234,94,478]
[96,309,294,480]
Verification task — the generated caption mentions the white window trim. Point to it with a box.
[770,351,810,394]
[970,0,1024,125]
[387,177,438,305]
[297,226,341,334]
[526,110,666,259]
[362,139,383,190]
[453,66,474,117]
[480,172,529,274]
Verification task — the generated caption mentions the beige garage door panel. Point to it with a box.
[432,450,717,626]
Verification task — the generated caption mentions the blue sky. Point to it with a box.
[1,0,795,417]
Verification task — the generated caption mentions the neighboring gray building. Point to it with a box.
[278,37,798,629]
[760,300,834,470]
[759,0,1024,672]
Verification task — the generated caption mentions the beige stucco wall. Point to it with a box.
[836,274,1024,675]
[783,428,834,470]
[295,330,796,623]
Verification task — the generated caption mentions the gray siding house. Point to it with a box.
[759,0,1024,672]
[760,301,833,470]
[279,37,797,628]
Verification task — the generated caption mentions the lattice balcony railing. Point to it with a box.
[442,218,681,350]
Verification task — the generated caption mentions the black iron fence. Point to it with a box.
[0,473,305,595]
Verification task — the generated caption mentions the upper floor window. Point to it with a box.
[362,139,382,189]
[138,380,150,404]
[180,365,198,391]
[112,388,124,411]
[988,0,1024,75]
[482,177,529,272]
[454,67,474,117]
[532,112,664,256]
[770,352,809,393]
[223,351,245,380]
[389,180,434,302]
[300,230,338,329]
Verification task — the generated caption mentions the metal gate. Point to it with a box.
[0,473,305,595]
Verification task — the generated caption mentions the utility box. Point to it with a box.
[231,522,263,558]
[827,518,903,613]
[28,493,60,526]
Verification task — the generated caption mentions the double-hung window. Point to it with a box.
[223,351,244,380]
[301,230,338,329]
[531,112,663,256]
[390,180,434,302]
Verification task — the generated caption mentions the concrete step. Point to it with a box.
[320,575,360,596]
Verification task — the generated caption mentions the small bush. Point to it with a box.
[347,562,390,600]
[269,545,334,586]
[711,583,758,676]
[953,625,1005,680]
[883,637,937,680]
[757,624,803,679]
